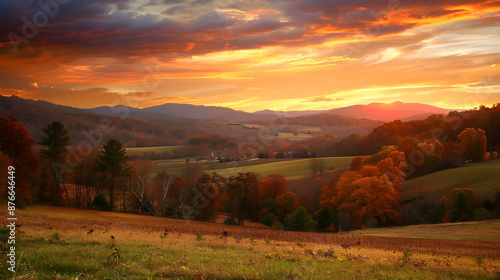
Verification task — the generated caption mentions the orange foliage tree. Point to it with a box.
[259,173,288,201]
[457,128,487,161]
[196,173,227,222]
[0,116,39,202]
[320,151,406,229]
[275,191,301,219]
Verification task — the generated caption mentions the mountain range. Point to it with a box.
[87,101,452,122]
[0,94,455,147]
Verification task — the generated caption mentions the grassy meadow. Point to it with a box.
[125,145,185,156]
[1,206,499,279]
[209,157,353,179]
[402,158,500,202]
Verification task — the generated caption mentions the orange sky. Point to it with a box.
[0,0,499,112]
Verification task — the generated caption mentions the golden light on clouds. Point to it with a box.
[0,0,499,111]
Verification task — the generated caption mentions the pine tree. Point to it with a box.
[40,122,71,206]
[97,139,131,211]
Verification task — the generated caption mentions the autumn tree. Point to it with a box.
[153,169,170,216]
[165,177,188,218]
[40,121,71,206]
[70,147,100,208]
[275,191,301,220]
[195,173,227,221]
[259,173,288,201]
[319,159,404,229]
[457,128,487,161]
[227,172,260,225]
[97,139,131,211]
[126,159,156,215]
[0,116,39,202]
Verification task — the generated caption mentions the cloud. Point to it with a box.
[0,0,499,111]
[301,96,343,103]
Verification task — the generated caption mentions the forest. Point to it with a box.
[1,103,500,233]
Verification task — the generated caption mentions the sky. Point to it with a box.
[0,0,499,112]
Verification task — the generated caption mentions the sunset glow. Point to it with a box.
[1,0,499,111]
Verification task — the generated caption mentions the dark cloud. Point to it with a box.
[162,5,188,15]
[0,0,498,69]
[192,0,213,5]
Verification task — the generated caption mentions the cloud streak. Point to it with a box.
[0,0,499,111]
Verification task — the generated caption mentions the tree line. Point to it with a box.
[1,114,499,233]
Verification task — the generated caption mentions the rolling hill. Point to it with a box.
[402,159,500,202]
[0,95,198,146]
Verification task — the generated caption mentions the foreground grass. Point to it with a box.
[5,228,498,279]
[402,158,500,202]
[1,206,499,279]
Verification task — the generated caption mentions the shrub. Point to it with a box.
[271,221,284,231]
[284,207,311,231]
[473,207,493,221]
[224,217,237,225]
[92,193,111,211]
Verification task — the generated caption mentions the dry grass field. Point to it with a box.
[1,205,499,279]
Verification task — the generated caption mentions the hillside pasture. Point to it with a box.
[402,159,500,202]
[125,145,185,156]
[208,156,354,179]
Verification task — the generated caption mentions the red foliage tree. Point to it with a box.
[0,116,39,202]
[259,173,288,201]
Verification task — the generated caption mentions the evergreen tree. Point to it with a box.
[316,206,335,231]
[40,122,70,206]
[97,139,131,211]
[451,192,469,222]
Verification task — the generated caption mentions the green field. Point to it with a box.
[209,157,354,179]
[125,145,185,155]
[402,159,500,202]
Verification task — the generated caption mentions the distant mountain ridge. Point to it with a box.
[87,103,275,122]
[87,101,453,122]
[324,102,452,122]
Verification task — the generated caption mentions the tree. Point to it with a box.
[319,162,403,229]
[71,147,100,208]
[448,188,478,222]
[153,169,171,216]
[310,158,324,174]
[40,121,71,206]
[126,159,156,215]
[0,116,39,202]
[275,191,301,220]
[284,207,316,231]
[259,173,288,201]
[227,172,260,225]
[195,173,226,222]
[457,128,487,161]
[316,206,335,231]
[97,139,131,211]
